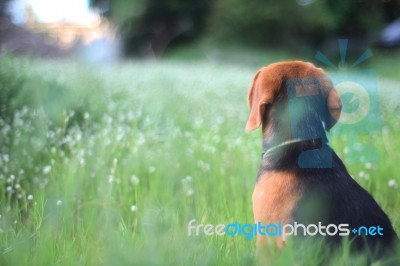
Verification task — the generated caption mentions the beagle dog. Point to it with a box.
[246,61,397,256]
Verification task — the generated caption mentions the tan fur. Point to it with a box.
[252,171,302,248]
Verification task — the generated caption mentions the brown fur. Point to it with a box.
[252,171,300,248]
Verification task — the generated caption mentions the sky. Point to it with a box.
[7,0,99,25]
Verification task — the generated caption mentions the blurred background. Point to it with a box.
[1,0,400,61]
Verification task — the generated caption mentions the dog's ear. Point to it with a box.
[245,69,279,131]
[325,87,342,130]
[317,76,342,130]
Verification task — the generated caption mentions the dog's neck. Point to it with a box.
[258,137,333,172]
[261,138,322,158]
[261,120,329,153]
[260,104,331,170]
[261,95,329,152]
[261,133,329,157]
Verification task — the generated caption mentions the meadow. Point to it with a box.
[0,46,399,265]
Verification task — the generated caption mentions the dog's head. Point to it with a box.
[246,61,342,146]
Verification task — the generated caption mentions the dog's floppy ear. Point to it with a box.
[245,69,279,131]
[317,76,342,130]
[325,87,342,130]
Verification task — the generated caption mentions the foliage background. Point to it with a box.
[90,0,400,56]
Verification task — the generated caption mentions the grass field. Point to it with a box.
[0,47,399,265]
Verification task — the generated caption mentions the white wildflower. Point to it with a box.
[149,166,156,173]
[182,176,194,196]
[136,134,146,146]
[182,176,192,184]
[130,205,137,212]
[203,144,216,154]
[130,175,140,186]
[197,160,211,172]
[43,165,52,174]
[105,115,113,124]
[382,126,389,135]
[186,189,195,197]
[388,179,396,188]
[56,200,63,206]
[27,194,33,201]
[75,132,82,142]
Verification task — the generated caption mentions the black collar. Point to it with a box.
[259,138,333,171]
[261,138,322,159]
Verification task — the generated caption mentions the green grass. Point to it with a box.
[0,48,399,266]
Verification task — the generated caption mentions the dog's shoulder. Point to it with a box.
[253,170,302,225]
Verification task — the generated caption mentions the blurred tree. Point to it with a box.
[90,0,400,56]
[381,0,400,23]
[211,0,400,51]
[90,0,212,57]
[325,0,384,37]
[0,0,12,35]
[0,0,10,16]
[210,0,336,50]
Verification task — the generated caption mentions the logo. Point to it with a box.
[287,39,381,167]
[315,39,382,164]
[187,220,385,241]
[334,81,370,125]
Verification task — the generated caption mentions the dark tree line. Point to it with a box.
[0,0,9,15]
[90,0,400,57]
[90,0,211,57]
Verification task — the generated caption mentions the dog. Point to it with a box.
[246,61,397,258]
